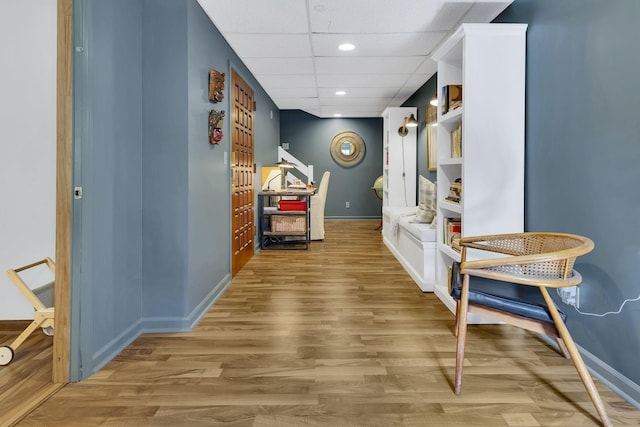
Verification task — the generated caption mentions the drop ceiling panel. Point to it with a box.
[319,96,392,107]
[200,0,308,33]
[316,74,411,88]
[257,74,317,88]
[318,87,401,98]
[311,33,445,57]
[267,87,319,98]
[276,97,321,108]
[315,57,426,75]
[309,0,450,33]
[224,34,311,58]
[243,58,315,75]
[197,0,514,117]
[320,106,386,117]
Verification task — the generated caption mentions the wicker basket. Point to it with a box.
[271,215,306,232]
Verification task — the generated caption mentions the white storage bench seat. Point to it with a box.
[382,206,436,292]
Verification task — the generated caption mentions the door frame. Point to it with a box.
[54,0,73,384]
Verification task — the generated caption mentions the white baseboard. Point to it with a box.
[539,334,640,409]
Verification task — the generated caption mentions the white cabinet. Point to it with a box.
[431,24,527,319]
[381,107,417,207]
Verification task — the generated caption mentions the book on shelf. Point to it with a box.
[443,217,462,251]
[450,122,462,158]
[444,178,462,204]
[441,84,462,115]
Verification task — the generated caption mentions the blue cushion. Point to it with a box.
[450,262,566,324]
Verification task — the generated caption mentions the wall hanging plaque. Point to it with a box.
[208,109,225,144]
[208,69,225,102]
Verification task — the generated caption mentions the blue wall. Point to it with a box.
[403,75,438,184]
[280,110,383,218]
[495,0,640,397]
[71,0,145,379]
[72,0,280,379]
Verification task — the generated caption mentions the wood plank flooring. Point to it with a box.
[10,220,640,426]
[0,321,62,426]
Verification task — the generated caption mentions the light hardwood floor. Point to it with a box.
[6,220,640,426]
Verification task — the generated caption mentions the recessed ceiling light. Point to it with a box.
[335,91,346,96]
[430,98,438,106]
[338,43,355,51]
[333,113,342,117]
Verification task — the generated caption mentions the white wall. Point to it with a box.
[0,0,57,319]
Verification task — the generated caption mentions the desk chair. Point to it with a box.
[310,171,330,241]
[450,232,611,427]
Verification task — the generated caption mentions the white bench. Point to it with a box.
[382,206,437,292]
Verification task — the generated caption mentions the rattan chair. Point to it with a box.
[450,232,611,427]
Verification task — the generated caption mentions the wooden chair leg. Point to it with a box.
[540,288,612,427]
[454,274,470,395]
[454,301,460,337]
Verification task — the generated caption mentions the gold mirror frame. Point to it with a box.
[330,130,365,167]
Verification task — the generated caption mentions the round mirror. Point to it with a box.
[330,131,365,167]
[340,141,354,156]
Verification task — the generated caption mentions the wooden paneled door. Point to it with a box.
[231,70,255,276]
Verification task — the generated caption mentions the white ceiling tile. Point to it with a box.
[414,58,439,75]
[317,74,410,88]
[267,87,319,98]
[224,34,311,58]
[258,74,317,88]
[311,33,445,57]
[319,106,385,118]
[276,97,320,108]
[319,96,392,107]
[318,87,400,98]
[197,0,308,33]
[315,57,425,75]
[461,1,514,24]
[310,0,445,33]
[199,0,513,117]
[243,57,315,75]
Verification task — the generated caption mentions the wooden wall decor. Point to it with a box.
[208,109,225,144]
[208,69,225,102]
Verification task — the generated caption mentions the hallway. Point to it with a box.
[17,220,640,426]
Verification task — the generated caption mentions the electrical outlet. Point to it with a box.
[345,201,350,208]
[559,286,578,306]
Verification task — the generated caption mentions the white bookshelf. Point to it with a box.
[381,107,417,207]
[431,24,527,320]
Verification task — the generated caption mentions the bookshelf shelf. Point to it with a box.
[439,158,463,166]
[431,23,527,322]
[441,108,462,125]
[438,243,461,261]
[440,200,462,214]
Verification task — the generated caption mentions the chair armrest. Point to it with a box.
[458,232,593,287]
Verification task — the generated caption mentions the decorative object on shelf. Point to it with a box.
[330,130,366,167]
[441,84,462,115]
[208,69,225,102]
[208,109,225,144]
[426,104,438,171]
[445,178,462,204]
[450,122,462,158]
[397,113,418,137]
[276,160,297,189]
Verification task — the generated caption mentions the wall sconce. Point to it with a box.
[276,160,296,189]
[397,113,418,136]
